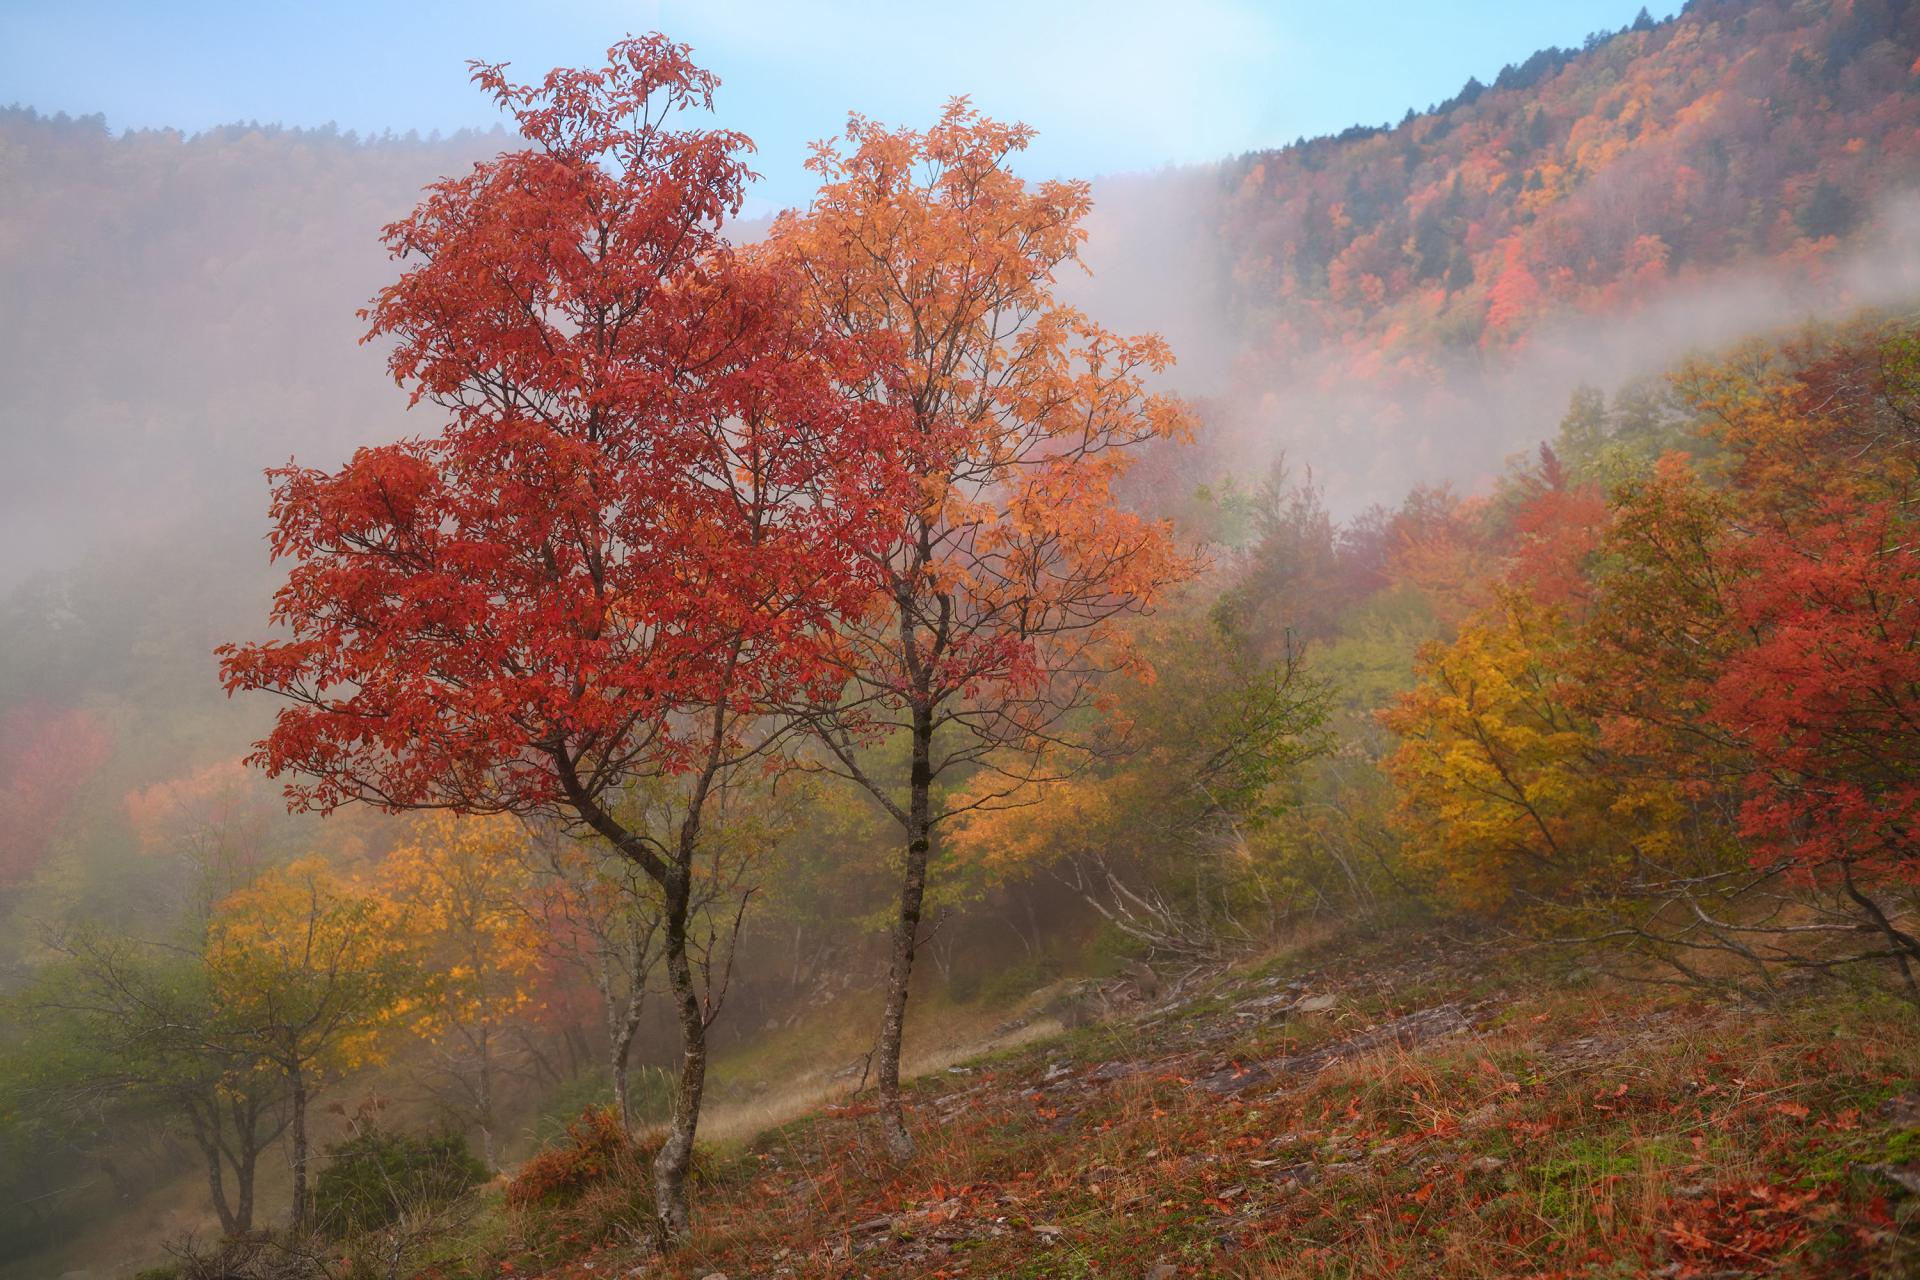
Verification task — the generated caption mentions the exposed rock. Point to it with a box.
[1090,1059,1151,1082]
[1264,1002,1480,1077]
[1862,1161,1920,1196]
[1260,1161,1319,1185]
[1196,1060,1274,1095]
[1041,982,1105,1029]
[1876,1089,1920,1127]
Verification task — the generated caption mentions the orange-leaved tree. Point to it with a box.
[217,36,904,1237]
[770,101,1198,1160]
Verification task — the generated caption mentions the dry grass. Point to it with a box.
[699,1003,1071,1145]
[489,934,1920,1279]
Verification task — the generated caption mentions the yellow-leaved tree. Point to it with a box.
[204,857,416,1227]
[1379,590,1672,915]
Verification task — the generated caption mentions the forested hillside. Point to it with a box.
[2,3,1919,1277]
[1226,0,1918,353]
[1115,0,1920,505]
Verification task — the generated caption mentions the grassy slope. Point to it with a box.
[482,932,1919,1279]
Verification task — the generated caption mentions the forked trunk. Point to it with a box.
[184,1100,240,1235]
[877,703,934,1162]
[194,1128,240,1237]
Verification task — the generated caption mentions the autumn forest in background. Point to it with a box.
[5,1,1920,1276]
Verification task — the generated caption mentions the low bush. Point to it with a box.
[505,1106,640,1210]
[504,1106,669,1258]
[313,1125,489,1236]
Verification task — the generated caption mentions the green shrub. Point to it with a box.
[313,1125,488,1236]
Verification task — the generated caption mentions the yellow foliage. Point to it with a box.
[380,813,543,1043]
[205,856,415,1075]
[1379,591,1670,915]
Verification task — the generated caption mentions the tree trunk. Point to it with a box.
[288,1064,309,1230]
[877,702,934,1163]
[234,1144,256,1235]
[611,1001,642,1132]
[187,1108,240,1237]
[229,1091,260,1235]
[203,1151,238,1236]
[652,873,706,1243]
[564,1021,591,1078]
[605,933,647,1132]
[554,694,728,1244]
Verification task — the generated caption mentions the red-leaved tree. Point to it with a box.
[1711,496,1920,994]
[0,703,110,889]
[217,36,902,1238]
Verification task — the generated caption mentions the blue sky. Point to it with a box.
[2,1,1679,214]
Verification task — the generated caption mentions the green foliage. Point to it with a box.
[1,930,289,1242]
[943,586,1335,955]
[747,767,902,938]
[1552,377,1704,488]
[1083,922,1151,978]
[313,1124,488,1236]
[1187,474,1268,551]
[1310,585,1440,718]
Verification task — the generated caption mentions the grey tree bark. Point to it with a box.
[875,702,934,1162]
[652,869,705,1239]
[288,1064,309,1229]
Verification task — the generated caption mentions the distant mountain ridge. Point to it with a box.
[1221,0,1918,357]
[1083,0,1920,507]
